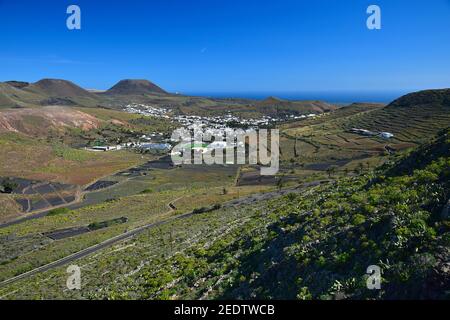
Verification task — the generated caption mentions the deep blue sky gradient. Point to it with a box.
[0,0,449,99]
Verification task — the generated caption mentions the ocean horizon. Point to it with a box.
[184,90,419,104]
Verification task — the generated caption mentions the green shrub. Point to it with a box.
[352,214,366,226]
[0,178,18,194]
[192,207,207,214]
[47,207,71,216]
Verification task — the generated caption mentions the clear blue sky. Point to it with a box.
[0,0,449,96]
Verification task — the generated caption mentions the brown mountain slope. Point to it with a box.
[105,79,168,95]
[24,79,97,98]
[0,106,100,136]
[23,79,104,107]
[0,82,45,108]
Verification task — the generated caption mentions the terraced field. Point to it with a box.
[341,103,450,143]
[281,91,450,175]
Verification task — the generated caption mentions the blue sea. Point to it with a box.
[186,90,417,105]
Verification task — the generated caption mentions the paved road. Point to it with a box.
[0,210,50,229]
[0,181,328,288]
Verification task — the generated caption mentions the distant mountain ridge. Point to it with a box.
[254,96,337,114]
[5,81,29,89]
[0,78,449,122]
[0,78,338,115]
[0,78,172,109]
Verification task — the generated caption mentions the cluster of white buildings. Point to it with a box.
[85,143,132,152]
[86,141,171,153]
[140,132,165,141]
[124,104,171,119]
[350,128,394,139]
[124,103,317,132]
[173,113,316,131]
[84,104,318,154]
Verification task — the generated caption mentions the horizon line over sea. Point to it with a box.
[183,90,424,104]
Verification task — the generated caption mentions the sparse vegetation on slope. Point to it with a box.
[1,129,448,300]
